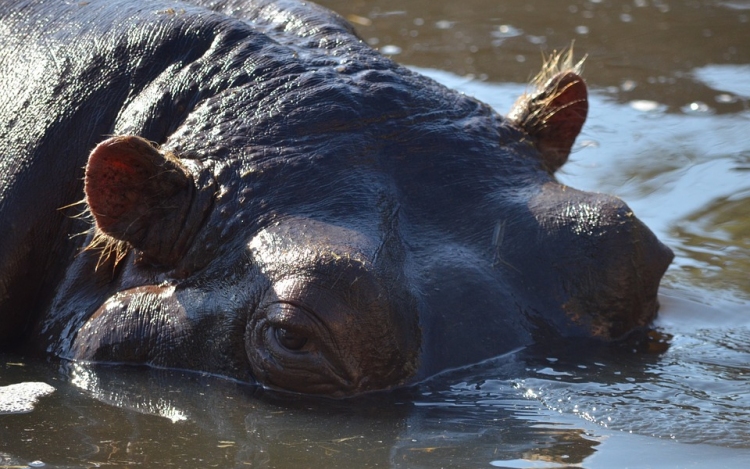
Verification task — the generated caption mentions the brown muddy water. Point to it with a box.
[2,0,750,467]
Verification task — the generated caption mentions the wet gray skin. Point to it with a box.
[0,0,672,397]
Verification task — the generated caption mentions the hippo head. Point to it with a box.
[67,48,672,397]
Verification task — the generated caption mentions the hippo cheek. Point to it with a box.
[70,285,193,365]
[527,182,674,339]
[414,251,532,379]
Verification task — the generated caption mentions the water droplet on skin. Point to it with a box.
[620,13,633,22]
[575,25,589,34]
[435,20,453,30]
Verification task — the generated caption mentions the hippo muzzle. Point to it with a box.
[527,182,674,338]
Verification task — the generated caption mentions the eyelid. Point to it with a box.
[265,301,312,326]
[263,302,320,349]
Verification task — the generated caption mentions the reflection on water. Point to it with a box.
[3,341,750,468]
[673,194,750,301]
[2,0,749,467]
[70,363,188,423]
[694,64,750,102]
[515,329,750,448]
[0,380,55,414]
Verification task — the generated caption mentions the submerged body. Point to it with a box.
[0,0,672,396]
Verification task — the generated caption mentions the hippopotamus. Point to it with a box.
[0,0,673,397]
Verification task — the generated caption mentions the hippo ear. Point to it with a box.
[509,53,588,173]
[84,135,207,267]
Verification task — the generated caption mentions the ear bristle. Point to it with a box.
[59,197,129,271]
[83,228,129,271]
[511,48,586,135]
[508,47,589,173]
[529,48,585,91]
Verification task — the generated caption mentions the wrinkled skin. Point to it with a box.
[0,0,673,397]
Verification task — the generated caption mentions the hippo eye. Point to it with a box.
[274,327,308,351]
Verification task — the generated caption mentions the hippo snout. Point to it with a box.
[528,182,674,338]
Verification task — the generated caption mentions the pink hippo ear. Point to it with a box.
[509,52,588,173]
[84,135,207,267]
